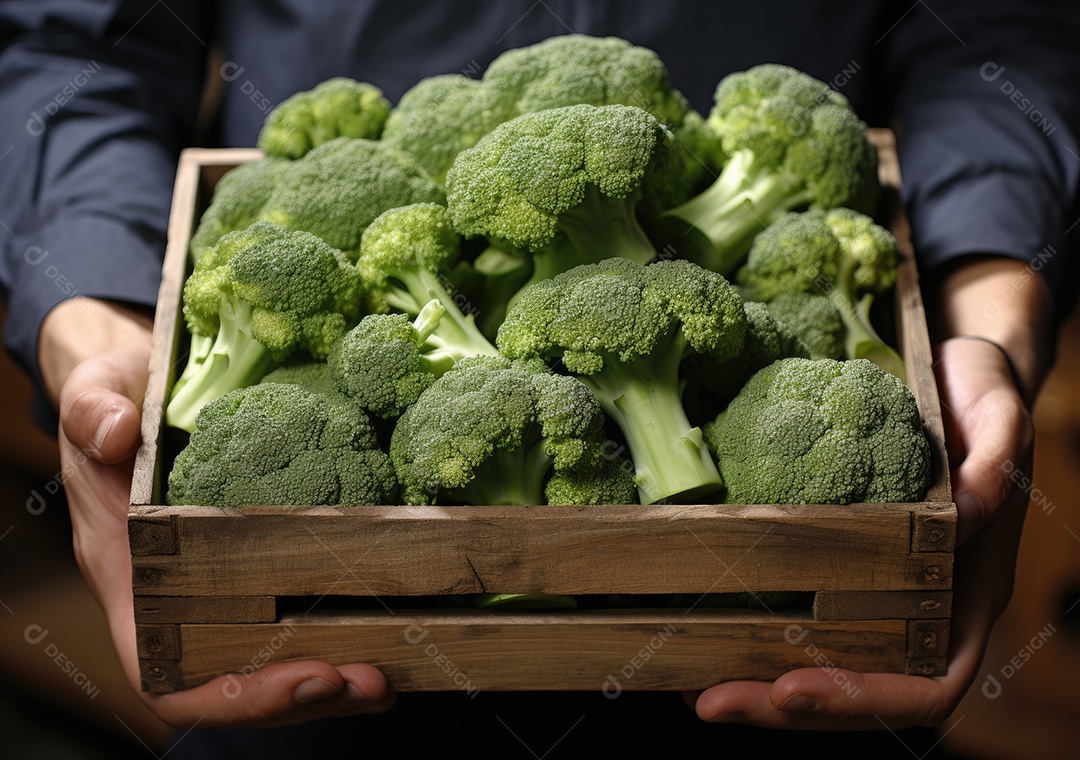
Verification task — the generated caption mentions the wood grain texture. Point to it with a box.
[814,591,952,621]
[134,596,276,624]
[141,610,907,693]
[129,503,950,596]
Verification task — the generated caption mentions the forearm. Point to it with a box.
[925,255,1056,407]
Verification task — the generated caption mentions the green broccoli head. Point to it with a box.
[257,137,445,259]
[498,257,744,504]
[389,355,620,506]
[167,382,398,507]
[704,357,931,505]
[736,208,904,378]
[483,34,690,129]
[167,222,363,433]
[657,64,879,276]
[446,104,667,264]
[382,74,512,185]
[765,293,845,360]
[328,300,456,419]
[258,78,391,159]
[189,158,284,260]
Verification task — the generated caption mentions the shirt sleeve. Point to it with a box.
[882,0,1080,323]
[0,0,209,392]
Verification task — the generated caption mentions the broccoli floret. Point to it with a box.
[257,137,445,260]
[168,382,397,507]
[658,64,878,276]
[356,203,499,360]
[258,78,391,159]
[736,208,904,378]
[382,35,690,187]
[446,104,669,309]
[497,257,746,505]
[166,222,363,433]
[382,74,511,186]
[390,355,631,506]
[327,300,462,419]
[704,357,931,505]
[189,158,284,260]
[765,293,845,360]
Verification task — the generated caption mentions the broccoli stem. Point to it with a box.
[582,345,723,505]
[450,438,552,505]
[661,150,813,276]
[391,267,500,361]
[169,332,215,401]
[830,258,906,382]
[166,299,277,433]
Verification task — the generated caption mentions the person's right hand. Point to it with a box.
[45,297,396,729]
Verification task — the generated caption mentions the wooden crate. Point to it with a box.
[129,133,955,694]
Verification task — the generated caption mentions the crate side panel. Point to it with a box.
[155,611,907,693]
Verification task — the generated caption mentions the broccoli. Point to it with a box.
[497,257,746,505]
[382,35,690,186]
[257,137,446,260]
[356,203,499,360]
[327,300,462,419]
[704,357,931,505]
[446,104,669,308]
[257,78,391,159]
[166,222,363,433]
[736,208,904,379]
[657,64,878,276]
[764,292,845,360]
[189,158,283,260]
[390,355,635,506]
[168,382,397,507]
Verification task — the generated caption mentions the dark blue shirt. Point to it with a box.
[2,0,1079,396]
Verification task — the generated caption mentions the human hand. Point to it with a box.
[46,298,395,729]
[691,256,1051,728]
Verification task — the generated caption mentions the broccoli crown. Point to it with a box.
[167,382,397,507]
[737,208,897,301]
[328,301,454,419]
[261,360,340,398]
[708,64,876,210]
[382,74,511,185]
[189,158,283,260]
[257,78,391,159]
[498,257,745,373]
[765,293,845,360]
[446,104,670,253]
[257,137,445,258]
[389,355,612,506]
[483,34,689,129]
[704,357,931,505]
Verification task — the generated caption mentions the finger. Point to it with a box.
[150,661,394,729]
[59,348,150,464]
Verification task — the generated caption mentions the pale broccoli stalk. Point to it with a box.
[390,355,635,506]
[257,78,391,159]
[446,104,670,310]
[166,222,363,433]
[328,300,467,419]
[658,64,878,276]
[168,382,398,507]
[356,203,499,361]
[257,137,445,260]
[497,257,746,505]
[704,358,931,505]
[736,208,905,380]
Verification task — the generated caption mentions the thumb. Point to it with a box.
[59,347,150,464]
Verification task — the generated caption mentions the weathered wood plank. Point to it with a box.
[814,591,952,621]
[129,503,952,596]
[142,610,908,693]
[134,596,277,624]
[136,624,181,660]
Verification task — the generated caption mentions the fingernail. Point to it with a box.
[779,693,819,712]
[91,408,122,456]
[335,683,369,707]
[293,677,339,704]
